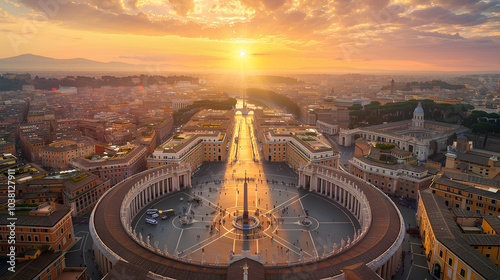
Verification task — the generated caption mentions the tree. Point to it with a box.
[348,104,363,111]
[367,115,380,125]
[349,110,364,116]
[471,122,496,133]
[246,88,300,115]
[353,134,361,140]
[375,143,395,149]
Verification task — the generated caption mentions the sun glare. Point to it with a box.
[240,51,246,56]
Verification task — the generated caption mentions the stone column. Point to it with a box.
[173,175,179,191]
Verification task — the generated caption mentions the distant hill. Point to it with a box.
[381,80,466,91]
[0,54,204,73]
[0,54,145,72]
[247,75,304,85]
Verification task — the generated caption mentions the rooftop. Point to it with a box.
[454,150,500,167]
[72,145,147,168]
[0,203,71,227]
[157,131,222,154]
[41,140,93,152]
[266,129,335,153]
[63,173,100,192]
[0,251,64,280]
[354,156,428,174]
[434,174,500,200]
[419,190,500,279]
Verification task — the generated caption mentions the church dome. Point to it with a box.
[414,102,424,115]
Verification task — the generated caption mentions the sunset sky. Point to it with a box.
[1,0,499,72]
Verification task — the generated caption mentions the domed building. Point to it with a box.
[339,102,468,161]
[411,102,425,129]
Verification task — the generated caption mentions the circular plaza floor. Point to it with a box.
[131,162,360,265]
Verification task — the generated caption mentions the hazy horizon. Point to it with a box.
[1,1,500,73]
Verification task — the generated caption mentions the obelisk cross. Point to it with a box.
[243,170,249,224]
[243,262,249,280]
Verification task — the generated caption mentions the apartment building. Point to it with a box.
[445,134,500,180]
[430,172,500,215]
[72,144,147,185]
[148,110,234,172]
[417,190,500,279]
[3,250,87,280]
[254,110,339,171]
[40,140,95,170]
[22,172,110,216]
[0,203,74,254]
[349,156,433,200]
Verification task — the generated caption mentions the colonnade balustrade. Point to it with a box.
[120,163,192,246]
[299,164,404,280]
[299,164,372,257]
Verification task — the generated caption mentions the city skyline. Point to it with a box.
[1,0,499,72]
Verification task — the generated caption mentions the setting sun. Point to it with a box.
[240,51,246,57]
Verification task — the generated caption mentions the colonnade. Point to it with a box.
[120,164,191,233]
[299,164,371,234]
[299,164,403,280]
[91,163,191,277]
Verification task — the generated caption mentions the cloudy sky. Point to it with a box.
[1,0,499,72]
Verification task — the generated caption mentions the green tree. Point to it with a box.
[471,122,496,133]
[348,104,363,110]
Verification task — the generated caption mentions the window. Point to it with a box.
[486,253,491,258]
[448,258,452,266]
[460,269,465,277]
[46,236,50,242]
[439,250,443,258]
